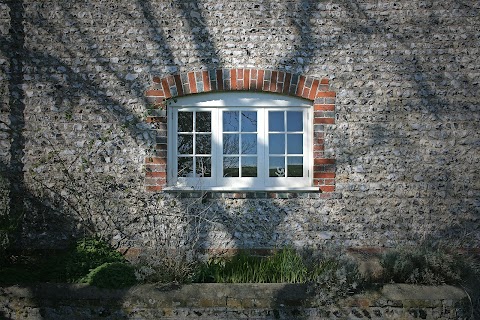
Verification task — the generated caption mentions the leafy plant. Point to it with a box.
[380,245,473,285]
[62,237,125,282]
[80,262,137,289]
[134,247,200,284]
[0,237,134,285]
[309,251,364,305]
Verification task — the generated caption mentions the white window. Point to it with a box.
[167,92,315,191]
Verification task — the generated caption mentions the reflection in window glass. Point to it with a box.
[223,111,239,132]
[178,112,193,132]
[223,157,239,177]
[196,157,211,177]
[241,134,257,154]
[287,157,303,177]
[241,111,257,132]
[269,134,285,154]
[287,111,303,131]
[178,157,193,177]
[223,134,239,154]
[287,134,303,154]
[268,110,305,178]
[269,156,285,177]
[196,134,211,155]
[178,135,193,154]
[242,156,257,177]
[269,111,284,131]
[178,111,212,179]
[222,110,258,178]
[196,112,211,132]
[173,106,309,188]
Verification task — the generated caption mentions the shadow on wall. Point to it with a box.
[1,0,26,253]
[1,0,475,257]
[0,0,478,318]
[304,0,479,245]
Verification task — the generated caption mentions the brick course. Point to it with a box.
[145,68,336,194]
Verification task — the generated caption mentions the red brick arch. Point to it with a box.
[144,68,336,195]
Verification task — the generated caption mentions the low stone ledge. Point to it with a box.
[0,283,471,319]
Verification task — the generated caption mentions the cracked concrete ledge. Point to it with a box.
[0,283,471,319]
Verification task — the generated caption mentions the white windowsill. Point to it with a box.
[163,186,320,192]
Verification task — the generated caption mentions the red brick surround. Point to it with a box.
[144,69,336,193]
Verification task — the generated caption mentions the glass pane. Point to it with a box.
[223,111,239,132]
[178,134,193,154]
[269,111,284,131]
[241,134,257,154]
[241,111,257,132]
[196,112,211,132]
[178,157,193,177]
[287,111,303,131]
[196,157,211,177]
[178,112,193,132]
[242,156,257,177]
[269,134,285,154]
[223,134,239,154]
[287,157,303,177]
[269,156,285,177]
[287,134,303,154]
[223,156,239,177]
[196,134,211,155]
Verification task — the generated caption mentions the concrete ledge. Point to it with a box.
[0,283,471,319]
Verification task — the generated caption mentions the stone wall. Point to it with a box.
[0,0,479,251]
[0,283,471,320]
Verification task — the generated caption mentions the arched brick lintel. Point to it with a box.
[145,69,335,106]
[144,69,336,194]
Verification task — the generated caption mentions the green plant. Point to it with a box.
[81,262,137,289]
[0,238,133,285]
[62,237,125,282]
[134,248,200,284]
[309,252,364,305]
[195,248,312,284]
[265,247,309,283]
[380,245,473,285]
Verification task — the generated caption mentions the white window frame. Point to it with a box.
[166,92,315,191]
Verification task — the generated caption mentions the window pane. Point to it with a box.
[178,134,193,154]
[196,134,211,155]
[287,111,303,131]
[223,156,239,177]
[223,134,239,154]
[241,111,257,132]
[287,134,303,154]
[242,156,257,177]
[269,156,285,177]
[269,134,285,154]
[196,112,211,132]
[269,111,284,131]
[178,157,193,177]
[178,112,193,132]
[196,157,211,177]
[241,134,257,154]
[287,157,303,177]
[223,111,239,132]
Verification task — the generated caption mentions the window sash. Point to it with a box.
[168,106,312,190]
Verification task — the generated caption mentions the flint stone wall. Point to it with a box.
[0,0,478,250]
[0,283,471,320]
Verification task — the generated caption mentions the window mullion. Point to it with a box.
[257,108,267,188]
[212,108,221,184]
